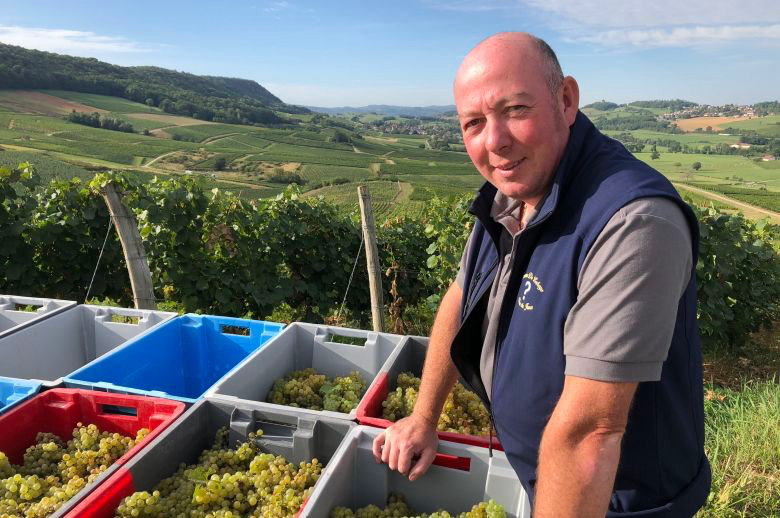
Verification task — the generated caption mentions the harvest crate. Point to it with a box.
[0,388,185,518]
[301,425,530,518]
[0,304,176,385]
[0,294,75,339]
[0,375,41,415]
[206,322,404,420]
[356,335,502,450]
[67,398,354,518]
[65,314,284,403]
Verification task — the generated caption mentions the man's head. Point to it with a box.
[454,32,579,206]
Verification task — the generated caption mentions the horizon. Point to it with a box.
[1,0,779,108]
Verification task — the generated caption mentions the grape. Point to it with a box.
[113,427,323,518]
[330,493,506,518]
[382,372,491,436]
[267,368,367,413]
[0,423,149,517]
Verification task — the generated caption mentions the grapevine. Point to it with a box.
[267,368,367,412]
[113,427,322,518]
[382,372,491,436]
[0,423,149,517]
[330,493,506,518]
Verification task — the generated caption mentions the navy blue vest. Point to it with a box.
[451,112,710,517]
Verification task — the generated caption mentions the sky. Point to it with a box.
[1,0,779,107]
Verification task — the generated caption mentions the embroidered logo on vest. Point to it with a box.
[518,272,544,311]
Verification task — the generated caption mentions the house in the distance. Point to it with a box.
[762,154,776,161]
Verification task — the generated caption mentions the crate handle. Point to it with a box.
[100,404,138,416]
[431,452,471,471]
[325,333,367,346]
[221,324,251,336]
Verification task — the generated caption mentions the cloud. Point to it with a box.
[263,1,313,14]
[423,0,518,12]
[577,24,780,48]
[0,26,153,54]
[521,0,780,28]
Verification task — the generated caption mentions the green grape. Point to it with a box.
[113,428,323,518]
[382,372,491,436]
[267,368,368,413]
[330,494,506,518]
[0,423,149,517]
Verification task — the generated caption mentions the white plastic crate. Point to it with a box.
[207,322,405,420]
[0,294,76,339]
[302,425,531,517]
[0,304,176,385]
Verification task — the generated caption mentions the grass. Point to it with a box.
[697,380,780,517]
[299,164,374,183]
[0,149,94,182]
[687,183,780,213]
[43,90,162,113]
[722,115,780,137]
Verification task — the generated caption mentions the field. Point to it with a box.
[674,116,751,132]
[1,89,778,222]
[721,114,780,137]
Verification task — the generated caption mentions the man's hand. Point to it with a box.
[372,281,463,482]
[534,375,637,518]
[372,413,439,481]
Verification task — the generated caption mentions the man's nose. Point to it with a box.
[484,118,511,154]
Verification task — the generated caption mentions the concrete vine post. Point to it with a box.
[100,181,156,310]
[358,185,385,332]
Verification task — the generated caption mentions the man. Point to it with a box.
[372,33,710,517]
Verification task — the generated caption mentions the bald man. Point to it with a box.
[373,33,710,517]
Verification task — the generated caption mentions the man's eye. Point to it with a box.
[464,119,482,129]
[508,105,528,113]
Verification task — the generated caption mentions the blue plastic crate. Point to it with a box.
[0,376,42,415]
[63,314,284,403]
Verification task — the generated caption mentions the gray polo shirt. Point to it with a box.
[455,192,692,401]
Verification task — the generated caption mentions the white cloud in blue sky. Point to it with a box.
[0,26,153,54]
[0,0,777,106]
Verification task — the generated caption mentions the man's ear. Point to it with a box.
[560,76,580,127]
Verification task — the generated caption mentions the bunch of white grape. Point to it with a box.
[114,427,323,518]
[330,493,506,518]
[0,423,148,517]
[381,372,491,436]
[267,368,367,413]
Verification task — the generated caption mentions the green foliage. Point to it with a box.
[65,111,134,133]
[695,206,780,350]
[699,381,780,517]
[0,42,302,124]
[421,194,473,298]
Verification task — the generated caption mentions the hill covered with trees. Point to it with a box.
[0,43,308,125]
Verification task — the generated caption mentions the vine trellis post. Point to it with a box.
[100,181,156,310]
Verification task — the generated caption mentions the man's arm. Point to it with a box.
[372,280,463,481]
[534,376,637,518]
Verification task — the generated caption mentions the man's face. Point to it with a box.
[455,44,572,206]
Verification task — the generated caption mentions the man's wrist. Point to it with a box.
[411,409,439,429]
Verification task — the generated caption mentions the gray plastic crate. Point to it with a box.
[67,398,354,517]
[0,304,176,385]
[207,322,404,420]
[0,294,76,339]
[302,425,531,518]
[356,335,499,450]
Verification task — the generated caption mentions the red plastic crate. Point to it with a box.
[0,388,185,517]
[355,337,503,451]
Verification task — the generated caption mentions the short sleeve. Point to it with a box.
[454,231,475,290]
[563,197,693,382]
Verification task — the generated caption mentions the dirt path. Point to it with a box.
[352,145,364,154]
[144,151,179,168]
[8,119,14,130]
[673,182,780,223]
[202,132,245,145]
[391,181,413,203]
